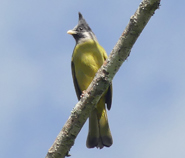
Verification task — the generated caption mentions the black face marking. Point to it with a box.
[70,12,97,44]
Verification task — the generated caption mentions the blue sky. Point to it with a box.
[1,0,185,158]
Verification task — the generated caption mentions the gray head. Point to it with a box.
[67,12,97,44]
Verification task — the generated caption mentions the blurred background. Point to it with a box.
[1,0,185,158]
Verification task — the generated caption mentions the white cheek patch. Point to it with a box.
[78,32,98,44]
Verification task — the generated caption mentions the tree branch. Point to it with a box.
[45,0,161,157]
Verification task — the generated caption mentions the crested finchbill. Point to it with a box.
[67,12,113,149]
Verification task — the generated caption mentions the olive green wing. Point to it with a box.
[71,61,81,100]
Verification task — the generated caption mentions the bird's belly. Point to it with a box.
[75,54,103,91]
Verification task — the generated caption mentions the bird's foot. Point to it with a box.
[80,90,86,98]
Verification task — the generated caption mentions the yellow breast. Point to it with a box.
[72,40,106,91]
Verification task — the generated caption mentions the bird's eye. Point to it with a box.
[79,27,83,31]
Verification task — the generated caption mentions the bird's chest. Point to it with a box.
[75,49,103,75]
[73,45,104,90]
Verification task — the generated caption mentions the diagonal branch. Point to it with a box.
[45,0,161,158]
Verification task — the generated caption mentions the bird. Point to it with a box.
[67,12,113,149]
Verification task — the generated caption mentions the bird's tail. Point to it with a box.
[86,99,113,149]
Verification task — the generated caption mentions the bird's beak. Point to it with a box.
[67,30,77,35]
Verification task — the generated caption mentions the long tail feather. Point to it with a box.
[86,102,113,149]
